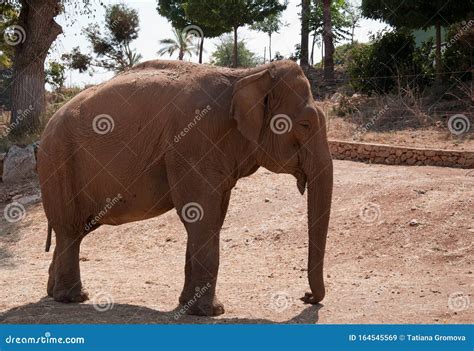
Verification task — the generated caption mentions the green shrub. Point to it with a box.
[347,29,434,94]
[443,20,473,82]
[333,42,367,66]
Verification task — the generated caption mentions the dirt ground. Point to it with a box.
[0,160,472,324]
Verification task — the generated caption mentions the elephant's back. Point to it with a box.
[38,59,236,168]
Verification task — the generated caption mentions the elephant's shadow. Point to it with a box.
[0,297,322,324]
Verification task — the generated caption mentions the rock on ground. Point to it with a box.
[3,145,37,183]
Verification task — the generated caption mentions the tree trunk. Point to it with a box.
[232,26,238,68]
[179,48,184,60]
[321,34,324,67]
[300,0,310,67]
[435,20,442,85]
[310,31,316,66]
[199,37,204,64]
[268,33,272,62]
[10,0,62,136]
[322,0,335,82]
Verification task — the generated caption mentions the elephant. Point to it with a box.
[37,59,333,316]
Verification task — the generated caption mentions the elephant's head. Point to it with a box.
[231,60,333,303]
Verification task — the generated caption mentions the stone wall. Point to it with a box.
[328,140,474,168]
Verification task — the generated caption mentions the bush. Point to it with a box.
[211,35,261,68]
[333,42,367,66]
[443,20,474,82]
[347,29,434,94]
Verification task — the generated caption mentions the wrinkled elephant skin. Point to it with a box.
[37,60,333,316]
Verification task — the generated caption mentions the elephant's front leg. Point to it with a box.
[176,190,231,317]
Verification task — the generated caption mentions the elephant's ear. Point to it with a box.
[231,69,273,143]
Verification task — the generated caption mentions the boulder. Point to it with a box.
[3,145,37,183]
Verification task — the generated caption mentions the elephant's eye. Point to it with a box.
[297,120,312,131]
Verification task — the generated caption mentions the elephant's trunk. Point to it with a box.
[306,159,333,303]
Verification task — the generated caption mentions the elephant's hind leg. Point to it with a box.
[48,227,88,303]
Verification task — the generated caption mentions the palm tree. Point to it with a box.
[158,28,198,61]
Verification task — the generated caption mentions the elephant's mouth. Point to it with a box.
[296,170,307,195]
[295,151,307,195]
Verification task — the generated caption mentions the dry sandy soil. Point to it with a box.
[0,160,473,324]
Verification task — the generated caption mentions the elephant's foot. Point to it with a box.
[179,290,225,316]
[301,291,324,304]
[52,283,89,303]
[184,296,225,316]
[47,270,87,302]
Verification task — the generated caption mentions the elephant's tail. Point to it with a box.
[45,223,53,252]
